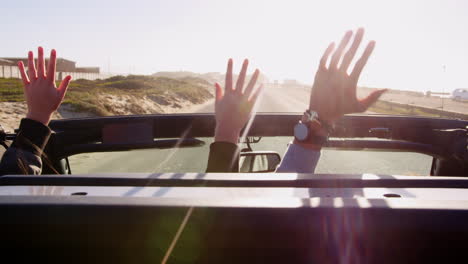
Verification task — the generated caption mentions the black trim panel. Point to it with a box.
[3,173,468,188]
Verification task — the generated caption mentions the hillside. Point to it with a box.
[0,75,213,131]
[152,71,269,85]
[152,71,224,84]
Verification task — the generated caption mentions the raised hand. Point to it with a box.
[309,28,386,124]
[18,47,72,125]
[214,59,263,144]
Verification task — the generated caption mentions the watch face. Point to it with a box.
[305,110,319,122]
[294,123,308,141]
[308,110,318,120]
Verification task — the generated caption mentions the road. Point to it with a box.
[69,86,432,176]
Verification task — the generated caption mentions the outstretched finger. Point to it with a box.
[319,42,335,70]
[225,59,233,93]
[357,88,387,112]
[235,59,249,94]
[351,41,376,83]
[244,69,259,98]
[340,28,364,72]
[27,51,37,80]
[18,61,30,86]
[248,83,264,104]
[57,75,72,103]
[329,30,353,69]
[215,83,223,101]
[37,47,46,78]
[47,49,57,83]
[214,83,223,112]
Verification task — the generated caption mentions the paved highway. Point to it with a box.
[69,86,432,176]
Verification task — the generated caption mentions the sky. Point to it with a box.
[1,0,468,92]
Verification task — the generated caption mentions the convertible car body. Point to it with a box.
[1,113,467,263]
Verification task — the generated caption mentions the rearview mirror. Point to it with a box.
[239,151,281,173]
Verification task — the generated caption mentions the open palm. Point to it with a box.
[18,47,72,125]
[214,59,263,143]
[310,28,386,123]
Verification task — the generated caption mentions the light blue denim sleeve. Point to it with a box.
[275,142,321,173]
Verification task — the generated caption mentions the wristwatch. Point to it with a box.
[293,110,328,145]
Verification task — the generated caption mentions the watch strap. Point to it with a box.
[294,118,329,145]
[306,109,334,134]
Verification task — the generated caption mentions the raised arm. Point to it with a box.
[276,28,386,173]
[206,58,263,172]
[0,47,71,175]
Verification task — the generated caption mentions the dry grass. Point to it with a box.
[370,101,450,118]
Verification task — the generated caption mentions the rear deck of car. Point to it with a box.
[2,173,468,263]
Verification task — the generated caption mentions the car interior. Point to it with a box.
[1,113,467,263]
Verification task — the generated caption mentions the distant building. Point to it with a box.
[0,56,109,80]
[0,58,14,66]
[283,79,298,86]
[75,67,100,74]
[282,79,300,87]
[0,57,100,74]
[0,58,19,78]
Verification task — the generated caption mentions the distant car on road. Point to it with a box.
[451,88,468,101]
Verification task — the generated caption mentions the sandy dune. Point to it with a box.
[0,102,61,133]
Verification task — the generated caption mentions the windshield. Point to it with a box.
[0,0,466,176]
[68,137,433,176]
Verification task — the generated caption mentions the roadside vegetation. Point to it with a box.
[0,75,213,116]
[368,100,468,119]
[0,78,24,102]
[369,101,439,117]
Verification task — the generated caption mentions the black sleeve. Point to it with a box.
[206,142,240,172]
[0,118,52,176]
